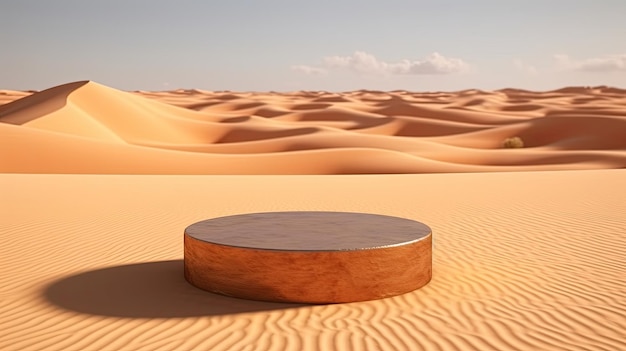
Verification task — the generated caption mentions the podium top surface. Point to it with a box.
[185,211,431,252]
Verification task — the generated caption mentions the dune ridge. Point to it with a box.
[1,81,624,174]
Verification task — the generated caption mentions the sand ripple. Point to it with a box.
[1,172,625,350]
[1,80,624,350]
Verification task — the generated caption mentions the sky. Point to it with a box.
[1,0,625,92]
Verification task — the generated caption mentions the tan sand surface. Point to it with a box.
[1,171,625,350]
[1,81,625,174]
[1,81,625,350]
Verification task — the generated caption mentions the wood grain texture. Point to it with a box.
[184,212,432,303]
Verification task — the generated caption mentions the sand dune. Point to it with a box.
[1,81,625,350]
[1,171,625,350]
[1,81,624,174]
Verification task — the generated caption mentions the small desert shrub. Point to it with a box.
[503,136,524,148]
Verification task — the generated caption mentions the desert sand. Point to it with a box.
[1,81,625,174]
[1,81,625,350]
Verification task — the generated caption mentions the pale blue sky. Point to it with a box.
[2,0,625,91]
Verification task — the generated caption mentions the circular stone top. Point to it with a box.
[185,211,431,252]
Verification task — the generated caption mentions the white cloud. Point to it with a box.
[393,52,470,75]
[324,51,385,73]
[554,54,626,72]
[294,51,469,76]
[290,65,327,75]
[513,59,538,75]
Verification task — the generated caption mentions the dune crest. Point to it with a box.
[1,81,625,174]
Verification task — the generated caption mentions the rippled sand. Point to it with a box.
[1,82,625,350]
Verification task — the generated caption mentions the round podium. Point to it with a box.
[184,211,432,303]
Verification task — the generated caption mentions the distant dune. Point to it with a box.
[1,81,624,174]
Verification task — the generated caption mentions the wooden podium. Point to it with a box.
[184,211,432,303]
